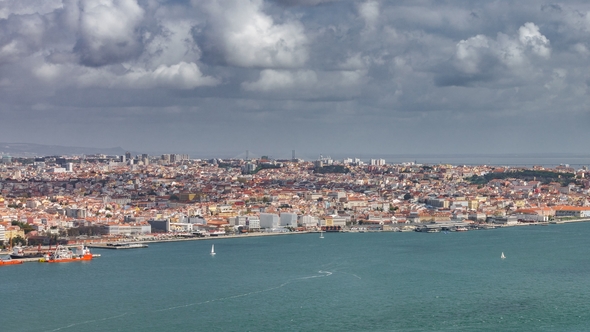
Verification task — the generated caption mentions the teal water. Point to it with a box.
[3,223,590,331]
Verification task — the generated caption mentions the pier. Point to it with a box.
[87,243,148,249]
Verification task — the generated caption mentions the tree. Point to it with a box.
[11,235,26,246]
[11,221,34,234]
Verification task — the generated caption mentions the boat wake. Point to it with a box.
[155,270,334,313]
[46,313,129,332]
[338,271,362,280]
[320,261,362,280]
[44,270,336,330]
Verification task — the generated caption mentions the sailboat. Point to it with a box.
[320,231,324,239]
[210,244,216,256]
[501,252,506,259]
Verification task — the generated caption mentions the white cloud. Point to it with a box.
[0,0,62,19]
[358,1,380,29]
[200,0,308,68]
[34,62,62,82]
[119,62,220,89]
[241,68,368,100]
[518,22,551,58]
[455,35,490,74]
[452,22,551,76]
[36,61,219,90]
[242,69,317,91]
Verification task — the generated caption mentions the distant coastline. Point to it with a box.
[3,142,590,168]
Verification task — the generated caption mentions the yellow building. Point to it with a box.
[514,200,526,208]
[5,226,25,242]
[179,193,197,201]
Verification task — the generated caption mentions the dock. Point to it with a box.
[10,257,41,263]
[87,243,149,249]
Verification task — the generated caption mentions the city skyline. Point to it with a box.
[1,1,590,155]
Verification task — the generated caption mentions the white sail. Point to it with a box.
[320,231,324,239]
[211,244,216,255]
[501,252,505,259]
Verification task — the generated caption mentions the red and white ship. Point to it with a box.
[40,245,93,263]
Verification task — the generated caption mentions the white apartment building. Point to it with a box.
[259,213,280,229]
[280,213,298,227]
[299,215,318,227]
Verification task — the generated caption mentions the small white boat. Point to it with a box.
[210,244,216,256]
[320,231,324,239]
[501,252,506,259]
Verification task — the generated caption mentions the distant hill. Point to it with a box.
[0,142,130,157]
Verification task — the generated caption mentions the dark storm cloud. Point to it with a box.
[71,0,148,67]
[1,0,590,155]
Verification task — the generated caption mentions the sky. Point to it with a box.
[1,0,590,158]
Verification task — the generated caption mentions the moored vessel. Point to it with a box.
[40,245,93,263]
[0,258,24,266]
[10,246,45,259]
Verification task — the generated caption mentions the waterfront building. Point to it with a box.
[280,213,298,227]
[259,213,280,229]
[148,219,171,232]
[554,206,590,218]
[246,217,260,231]
[103,223,152,235]
[4,225,25,241]
[488,216,519,225]
[231,216,249,226]
[299,215,318,227]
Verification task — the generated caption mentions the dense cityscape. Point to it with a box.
[1,151,589,248]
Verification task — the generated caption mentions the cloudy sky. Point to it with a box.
[1,0,590,158]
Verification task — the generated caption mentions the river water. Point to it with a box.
[3,223,590,331]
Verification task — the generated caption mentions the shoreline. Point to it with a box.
[3,219,590,255]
